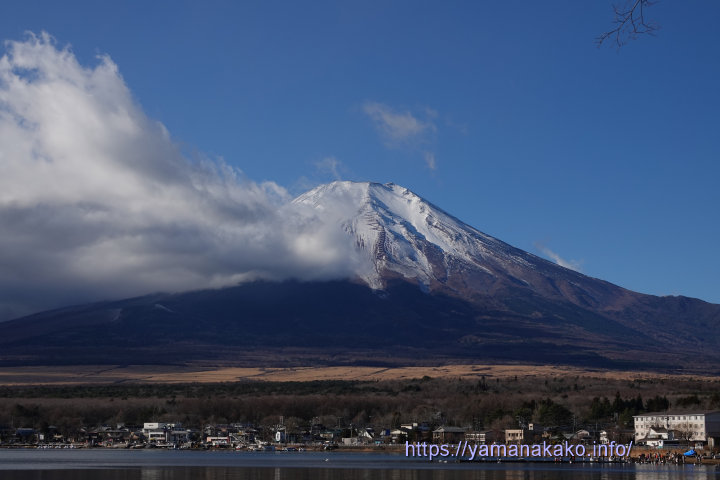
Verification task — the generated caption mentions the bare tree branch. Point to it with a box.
[597,0,660,48]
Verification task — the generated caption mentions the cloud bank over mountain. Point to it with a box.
[0,33,363,320]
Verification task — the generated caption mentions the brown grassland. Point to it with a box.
[1,363,719,385]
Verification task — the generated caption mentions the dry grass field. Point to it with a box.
[1,363,718,385]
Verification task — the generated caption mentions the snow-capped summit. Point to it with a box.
[3,180,718,370]
[293,181,604,305]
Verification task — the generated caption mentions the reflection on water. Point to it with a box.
[0,450,718,480]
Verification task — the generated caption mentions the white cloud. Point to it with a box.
[362,101,436,145]
[535,243,582,272]
[362,101,439,169]
[424,152,436,170]
[0,33,363,320]
[315,156,342,180]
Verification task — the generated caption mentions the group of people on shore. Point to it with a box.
[634,451,701,465]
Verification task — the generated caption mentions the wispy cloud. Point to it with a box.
[362,101,438,170]
[535,243,582,272]
[424,152,436,170]
[0,33,365,320]
[315,156,342,180]
[362,101,435,143]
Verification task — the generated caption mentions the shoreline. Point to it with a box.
[1,444,719,465]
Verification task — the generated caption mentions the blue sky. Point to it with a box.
[1,0,719,306]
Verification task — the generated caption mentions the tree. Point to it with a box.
[645,395,670,412]
[676,427,694,443]
[534,399,573,427]
[589,396,613,420]
[597,0,659,47]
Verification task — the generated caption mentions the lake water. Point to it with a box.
[0,450,718,479]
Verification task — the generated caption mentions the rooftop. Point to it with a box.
[633,410,720,418]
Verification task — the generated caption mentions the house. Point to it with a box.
[399,423,430,442]
[350,427,374,444]
[636,427,681,448]
[233,427,258,444]
[505,428,528,445]
[599,428,634,444]
[465,430,495,444]
[142,422,191,445]
[505,423,546,444]
[342,429,374,446]
[206,435,231,446]
[15,428,36,443]
[572,429,597,444]
[390,428,408,444]
[143,422,167,443]
[319,428,343,443]
[433,426,465,443]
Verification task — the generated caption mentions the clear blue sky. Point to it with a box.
[2,0,719,303]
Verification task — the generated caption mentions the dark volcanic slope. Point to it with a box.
[1,279,718,371]
[2,181,720,371]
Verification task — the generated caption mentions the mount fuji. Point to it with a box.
[1,181,719,371]
[294,181,630,307]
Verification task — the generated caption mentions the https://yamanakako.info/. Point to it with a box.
[406,441,633,461]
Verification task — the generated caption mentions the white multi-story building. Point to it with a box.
[633,411,720,448]
[142,422,191,445]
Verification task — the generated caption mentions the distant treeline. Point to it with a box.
[1,375,720,438]
[0,380,371,399]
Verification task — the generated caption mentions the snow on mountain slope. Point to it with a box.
[293,181,572,295]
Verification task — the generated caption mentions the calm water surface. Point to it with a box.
[0,450,718,480]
